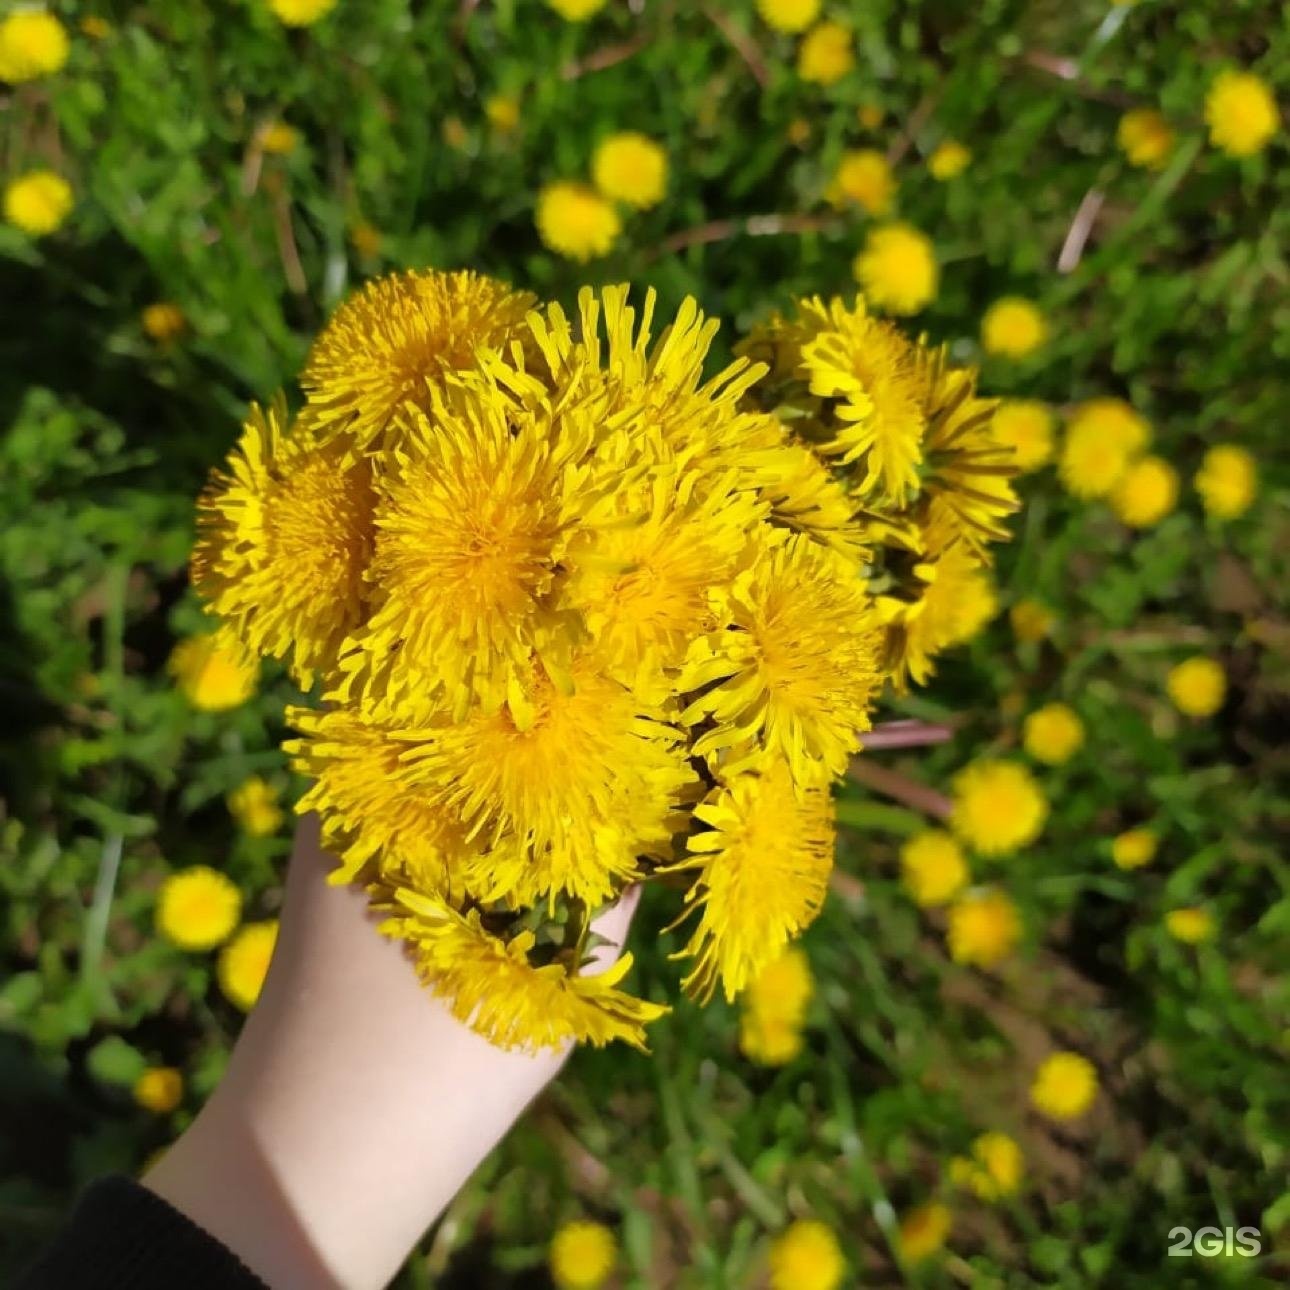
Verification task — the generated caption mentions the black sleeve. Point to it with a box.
[16,1176,270,1290]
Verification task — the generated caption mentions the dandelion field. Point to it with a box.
[1,0,1287,1286]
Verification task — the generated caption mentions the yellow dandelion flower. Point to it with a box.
[156,866,241,951]
[142,302,187,344]
[1117,108,1174,169]
[901,829,969,908]
[1030,1051,1097,1120]
[857,103,883,129]
[991,400,1054,473]
[787,117,812,147]
[798,22,853,87]
[981,297,1047,360]
[1205,70,1278,158]
[349,219,381,259]
[546,0,606,20]
[288,707,473,891]
[898,1202,951,1264]
[746,439,867,560]
[4,170,73,237]
[168,629,258,712]
[1111,828,1157,869]
[757,0,821,35]
[794,298,925,503]
[1058,398,1151,499]
[769,1219,845,1290]
[1022,702,1084,766]
[673,760,835,1002]
[218,920,279,1012]
[387,891,667,1050]
[739,1011,805,1065]
[827,148,895,215]
[929,140,971,180]
[300,269,535,448]
[949,1130,1023,1201]
[592,132,668,209]
[947,887,1021,967]
[133,1067,184,1115]
[680,534,883,784]
[485,93,521,133]
[0,10,69,82]
[1166,656,1225,718]
[951,759,1047,855]
[550,1220,617,1290]
[1194,444,1256,520]
[227,776,284,838]
[397,659,695,907]
[1111,455,1178,528]
[267,0,337,27]
[536,181,621,261]
[191,403,376,681]
[891,546,997,688]
[744,945,815,1024]
[259,121,299,155]
[80,16,111,40]
[1165,907,1214,944]
[1009,599,1054,643]
[853,223,938,316]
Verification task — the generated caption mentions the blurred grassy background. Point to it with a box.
[1,0,1287,1285]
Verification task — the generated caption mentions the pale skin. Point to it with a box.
[144,816,639,1290]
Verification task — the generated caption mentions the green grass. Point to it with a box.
[1,0,1287,1284]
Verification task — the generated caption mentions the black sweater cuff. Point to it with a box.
[16,1175,269,1290]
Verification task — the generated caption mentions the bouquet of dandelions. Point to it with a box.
[192,270,1015,1052]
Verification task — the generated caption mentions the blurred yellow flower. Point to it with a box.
[929,140,971,180]
[769,1218,845,1290]
[168,630,258,711]
[142,302,187,344]
[156,866,241,951]
[1194,444,1256,520]
[798,21,853,86]
[485,93,521,133]
[80,17,112,41]
[744,946,814,1024]
[1205,70,1278,158]
[1023,702,1084,766]
[1117,108,1174,170]
[549,1220,616,1290]
[991,400,1054,472]
[853,223,938,315]
[0,9,69,82]
[947,887,1021,967]
[1111,828,1157,870]
[592,132,668,209]
[948,1131,1023,1200]
[268,0,337,26]
[1030,1051,1097,1120]
[227,776,285,837]
[1009,599,1055,643]
[133,1067,183,1115]
[260,121,300,155]
[349,219,382,259]
[1165,907,1215,944]
[951,760,1047,855]
[787,117,812,147]
[898,1202,951,1263]
[856,103,883,129]
[740,1011,805,1065]
[441,116,468,150]
[827,148,895,215]
[1058,398,1150,499]
[1111,455,1178,528]
[757,0,821,35]
[1166,656,1225,718]
[981,297,1047,359]
[4,170,73,237]
[218,920,279,1011]
[900,829,969,908]
[536,182,621,261]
